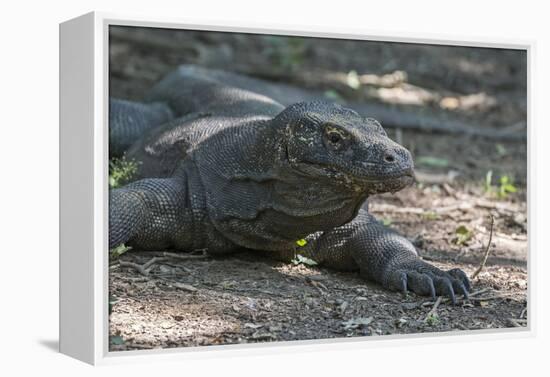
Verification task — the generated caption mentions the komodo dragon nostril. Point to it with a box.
[384,153,396,163]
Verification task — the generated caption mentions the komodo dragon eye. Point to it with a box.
[329,132,342,143]
[323,124,349,150]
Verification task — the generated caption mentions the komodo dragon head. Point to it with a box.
[275,101,415,195]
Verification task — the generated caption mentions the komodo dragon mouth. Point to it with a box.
[289,156,415,195]
[362,170,415,194]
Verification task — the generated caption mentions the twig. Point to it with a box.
[143,257,169,270]
[442,183,457,197]
[171,282,198,292]
[467,291,518,301]
[119,255,173,276]
[467,288,492,297]
[163,251,209,260]
[520,307,527,319]
[424,296,442,322]
[471,215,495,279]
[118,260,149,276]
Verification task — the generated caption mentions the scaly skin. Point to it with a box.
[109,66,470,303]
[109,98,174,157]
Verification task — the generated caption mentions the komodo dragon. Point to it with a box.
[109,65,470,303]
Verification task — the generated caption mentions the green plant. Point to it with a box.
[497,175,517,198]
[426,313,440,326]
[109,157,139,188]
[110,244,131,259]
[484,170,517,198]
[454,225,473,246]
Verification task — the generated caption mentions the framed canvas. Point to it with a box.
[59,12,532,365]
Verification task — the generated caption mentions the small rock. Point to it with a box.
[401,302,419,310]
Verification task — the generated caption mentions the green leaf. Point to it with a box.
[380,218,393,226]
[291,254,318,267]
[110,244,132,259]
[497,175,517,197]
[110,335,124,345]
[454,225,473,245]
[417,156,449,168]
[455,225,469,235]
[296,238,308,247]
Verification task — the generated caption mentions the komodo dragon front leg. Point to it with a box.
[109,176,188,250]
[297,210,470,303]
[109,171,238,253]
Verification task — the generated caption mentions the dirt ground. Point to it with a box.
[108,27,528,351]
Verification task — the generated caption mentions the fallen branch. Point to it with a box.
[471,215,495,279]
[350,102,526,141]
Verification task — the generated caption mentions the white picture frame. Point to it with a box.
[59,11,534,365]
